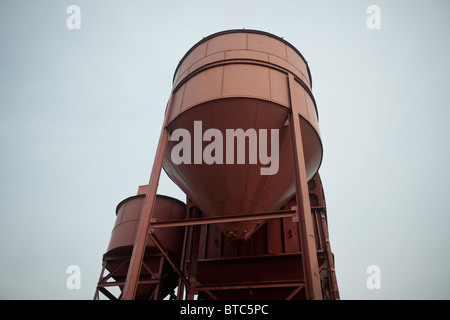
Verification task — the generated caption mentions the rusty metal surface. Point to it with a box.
[106,193,186,258]
[97,29,339,301]
[172,30,313,91]
[179,173,339,300]
[95,193,187,300]
[162,30,322,241]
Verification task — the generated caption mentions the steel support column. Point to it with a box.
[121,95,174,300]
[287,73,323,300]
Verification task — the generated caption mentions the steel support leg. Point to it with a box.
[287,73,323,300]
[121,96,174,300]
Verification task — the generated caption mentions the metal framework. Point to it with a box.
[94,252,177,300]
[94,203,339,299]
[95,30,339,301]
[111,77,337,301]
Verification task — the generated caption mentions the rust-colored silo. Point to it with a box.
[95,29,339,301]
[163,30,322,242]
[94,190,186,300]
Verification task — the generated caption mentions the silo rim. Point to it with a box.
[115,193,186,216]
[173,29,312,86]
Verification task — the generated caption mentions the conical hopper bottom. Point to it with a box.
[163,98,322,241]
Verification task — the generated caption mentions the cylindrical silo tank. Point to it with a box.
[106,194,186,258]
[102,193,186,299]
[162,29,322,242]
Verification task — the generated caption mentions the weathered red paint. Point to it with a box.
[94,29,339,301]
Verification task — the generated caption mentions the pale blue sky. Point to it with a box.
[1,0,449,299]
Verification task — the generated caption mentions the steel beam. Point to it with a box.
[149,209,296,229]
[147,232,191,288]
[287,73,323,300]
[121,95,174,300]
[195,281,303,291]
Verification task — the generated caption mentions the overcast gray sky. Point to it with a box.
[1,0,449,300]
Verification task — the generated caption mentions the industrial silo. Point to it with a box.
[94,189,186,300]
[95,29,339,300]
